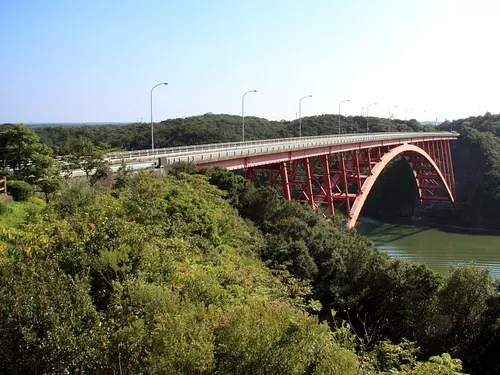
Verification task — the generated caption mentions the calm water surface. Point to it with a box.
[356,218,500,278]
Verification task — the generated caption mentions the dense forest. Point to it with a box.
[433,113,500,228]
[2,114,500,373]
[1,166,490,374]
[22,113,433,154]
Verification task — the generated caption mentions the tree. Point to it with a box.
[0,124,56,183]
[38,174,64,202]
[436,264,493,355]
[68,139,109,183]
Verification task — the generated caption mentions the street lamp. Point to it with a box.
[299,95,312,137]
[366,102,377,133]
[242,89,257,142]
[388,105,398,119]
[338,99,350,134]
[150,82,168,150]
[405,108,414,121]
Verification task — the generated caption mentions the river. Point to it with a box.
[356,217,500,278]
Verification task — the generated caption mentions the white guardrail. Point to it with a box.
[104,132,458,166]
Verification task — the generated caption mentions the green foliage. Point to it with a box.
[200,168,476,373]
[38,174,64,202]
[365,340,466,375]
[216,297,358,375]
[0,260,106,374]
[0,203,12,215]
[0,171,363,373]
[33,113,434,154]
[435,264,493,353]
[108,280,217,374]
[0,200,44,229]
[53,178,96,217]
[112,163,133,189]
[0,124,57,184]
[6,179,34,201]
[64,139,110,185]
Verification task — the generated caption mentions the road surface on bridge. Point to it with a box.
[105,132,458,169]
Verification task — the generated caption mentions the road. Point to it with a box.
[104,132,458,168]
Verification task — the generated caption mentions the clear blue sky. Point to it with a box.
[1,0,499,123]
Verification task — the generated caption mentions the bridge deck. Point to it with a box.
[105,132,458,170]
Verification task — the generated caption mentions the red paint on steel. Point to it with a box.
[195,136,457,229]
[321,154,335,216]
[196,135,457,171]
[339,153,351,218]
[348,144,454,228]
[304,158,315,208]
[280,162,292,200]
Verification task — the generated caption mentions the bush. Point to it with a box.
[26,196,47,207]
[0,203,12,215]
[0,261,107,374]
[6,180,34,201]
[53,178,95,217]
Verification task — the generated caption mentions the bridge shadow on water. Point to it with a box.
[356,220,431,244]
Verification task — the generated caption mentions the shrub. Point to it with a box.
[6,180,34,201]
[0,203,13,215]
[26,196,47,207]
[0,261,107,374]
[53,178,95,217]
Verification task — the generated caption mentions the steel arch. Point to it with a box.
[347,144,454,228]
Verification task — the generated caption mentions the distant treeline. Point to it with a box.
[20,113,433,155]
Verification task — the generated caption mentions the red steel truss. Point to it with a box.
[242,140,455,228]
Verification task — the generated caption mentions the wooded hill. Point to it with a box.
[29,113,432,155]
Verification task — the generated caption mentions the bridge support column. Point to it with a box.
[353,150,362,194]
[304,158,315,208]
[280,162,292,200]
[339,153,351,218]
[236,138,456,229]
[321,154,334,216]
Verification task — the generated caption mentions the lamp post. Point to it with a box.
[433,113,437,126]
[150,82,168,150]
[241,90,257,142]
[299,95,312,137]
[388,105,398,119]
[338,99,350,134]
[366,102,377,133]
[405,108,414,121]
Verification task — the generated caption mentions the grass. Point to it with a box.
[0,198,46,229]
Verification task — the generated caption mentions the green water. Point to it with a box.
[356,218,500,278]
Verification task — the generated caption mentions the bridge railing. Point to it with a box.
[159,132,458,166]
[105,132,458,164]
[105,133,358,162]
[0,177,6,194]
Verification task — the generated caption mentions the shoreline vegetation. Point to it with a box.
[2,113,500,373]
[0,170,472,374]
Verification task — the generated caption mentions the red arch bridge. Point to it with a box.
[106,132,458,228]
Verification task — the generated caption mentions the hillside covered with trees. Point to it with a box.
[3,115,500,372]
[1,160,499,374]
[433,114,500,228]
[25,113,433,155]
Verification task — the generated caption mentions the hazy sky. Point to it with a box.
[1,0,499,123]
